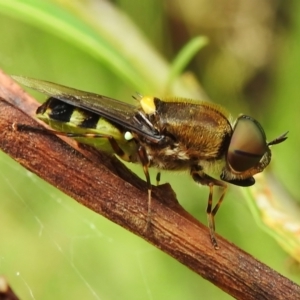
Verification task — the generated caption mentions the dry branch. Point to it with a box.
[0,70,299,299]
[0,276,19,300]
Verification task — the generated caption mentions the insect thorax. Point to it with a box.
[136,100,232,172]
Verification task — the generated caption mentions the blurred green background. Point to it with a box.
[0,0,299,299]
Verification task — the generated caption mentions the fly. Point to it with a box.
[13,76,288,249]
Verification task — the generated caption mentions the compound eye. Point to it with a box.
[228,116,268,172]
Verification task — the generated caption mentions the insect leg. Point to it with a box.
[15,124,132,162]
[156,172,161,185]
[137,145,152,229]
[191,167,227,249]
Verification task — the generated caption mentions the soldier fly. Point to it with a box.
[13,76,288,249]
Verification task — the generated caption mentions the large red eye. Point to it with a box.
[227,116,268,172]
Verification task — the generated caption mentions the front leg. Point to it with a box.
[191,166,227,249]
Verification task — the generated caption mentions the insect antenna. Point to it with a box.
[267,131,288,146]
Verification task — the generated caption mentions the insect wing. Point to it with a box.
[12,76,160,141]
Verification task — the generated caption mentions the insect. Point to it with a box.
[13,76,288,249]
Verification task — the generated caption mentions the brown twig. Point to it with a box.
[0,70,299,299]
[0,276,19,300]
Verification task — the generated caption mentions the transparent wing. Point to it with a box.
[13,76,161,141]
